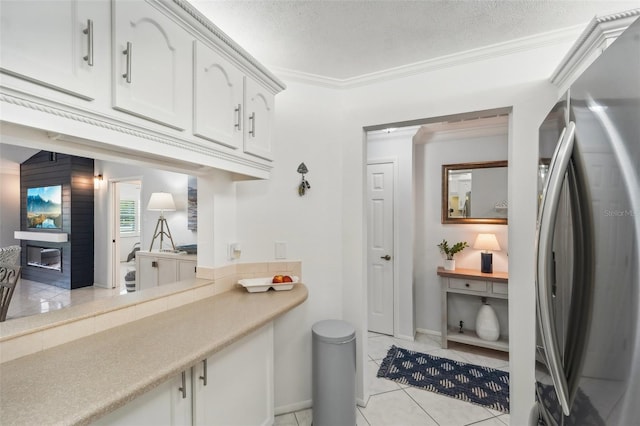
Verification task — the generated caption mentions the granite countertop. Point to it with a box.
[0,284,308,426]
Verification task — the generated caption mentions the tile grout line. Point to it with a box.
[401,386,442,426]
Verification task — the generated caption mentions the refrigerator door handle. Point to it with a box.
[535,121,576,416]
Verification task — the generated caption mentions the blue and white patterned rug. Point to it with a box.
[377,345,510,413]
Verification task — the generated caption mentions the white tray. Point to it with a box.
[238,276,299,293]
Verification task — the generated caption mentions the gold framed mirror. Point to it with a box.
[442,160,508,224]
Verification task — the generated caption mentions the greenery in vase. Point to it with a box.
[437,239,469,260]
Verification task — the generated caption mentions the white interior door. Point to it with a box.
[367,162,394,335]
[110,179,142,290]
[109,181,120,289]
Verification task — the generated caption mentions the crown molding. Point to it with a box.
[367,115,508,144]
[550,9,640,91]
[273,25,584,90]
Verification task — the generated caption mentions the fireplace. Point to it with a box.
[27,245,62,272]
[19,151,94,289]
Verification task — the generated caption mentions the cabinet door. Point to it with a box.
[193,40,244,149]
[244,77,274,160]
[193,323,274,426]
[94,371,192,426]
[0,0,108,99]
[157,258,178,286]
[178,260,196,281]
[137,255,157,291]
[113,0,191,129]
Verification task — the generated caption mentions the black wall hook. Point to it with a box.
[297,162,310,196]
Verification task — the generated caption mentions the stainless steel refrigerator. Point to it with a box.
[534,16,640,426]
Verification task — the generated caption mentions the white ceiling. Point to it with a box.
[190,0,640,81]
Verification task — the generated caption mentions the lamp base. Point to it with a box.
[480,252,493,273]
[149,216,176,252]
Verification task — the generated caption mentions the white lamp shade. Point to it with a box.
[147,192,176,212]
[473,233,501,251]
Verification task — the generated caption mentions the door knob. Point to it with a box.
[380,255,391,261]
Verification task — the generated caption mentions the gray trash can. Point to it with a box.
[312,319,356,426]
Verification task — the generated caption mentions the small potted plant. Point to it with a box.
[437,239,469,271]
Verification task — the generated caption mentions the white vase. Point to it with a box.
[444,259,455,271]
[476,303,500,341]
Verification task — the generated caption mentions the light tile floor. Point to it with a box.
[276,332,510,426]
[6,263,129,320]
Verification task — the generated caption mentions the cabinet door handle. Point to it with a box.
[234,104,242,130]
[199,359,208,386]
[82,19,94,66]
[465,283,470,287]
[178,371,187,399]
[151,261,158,268]
[122,42,132,83]
[248,112,255,137]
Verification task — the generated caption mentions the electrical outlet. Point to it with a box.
[228,243,241,260]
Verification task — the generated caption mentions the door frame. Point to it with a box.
[366,158,400,337]
[108,176,143,290]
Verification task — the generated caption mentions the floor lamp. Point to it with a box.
[148,192,176,251]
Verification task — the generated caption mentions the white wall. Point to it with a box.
[414,129,509,334]
[196,169,237,268]
[94,160,197,287]
[0,168,20,247]
[236,80,345,412]
[240,42,567,421]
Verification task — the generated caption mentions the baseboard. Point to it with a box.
[416,327,441,337]
[274,399,312,416]
[275,397,368,414]
[394,333,416,342]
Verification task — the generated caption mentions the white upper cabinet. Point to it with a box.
[1,0,284,178]
[113,0,192,130]
[0,0,109,100]
[244,77,274,160]
[193,40,244,149]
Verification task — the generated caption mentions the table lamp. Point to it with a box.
[473,233,501,273]
[148,192,176,251]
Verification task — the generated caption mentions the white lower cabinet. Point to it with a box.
[193,323,274,426]
[96,323,274,426]
[136,251,197,291]
[94,371,192,425]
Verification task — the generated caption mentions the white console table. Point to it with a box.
[438,267,509,352]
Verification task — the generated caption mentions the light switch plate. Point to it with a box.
[275,241,286,259]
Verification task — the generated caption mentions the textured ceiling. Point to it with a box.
[190,0,640,80]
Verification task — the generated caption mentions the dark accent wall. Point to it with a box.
[20,151,94,289]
